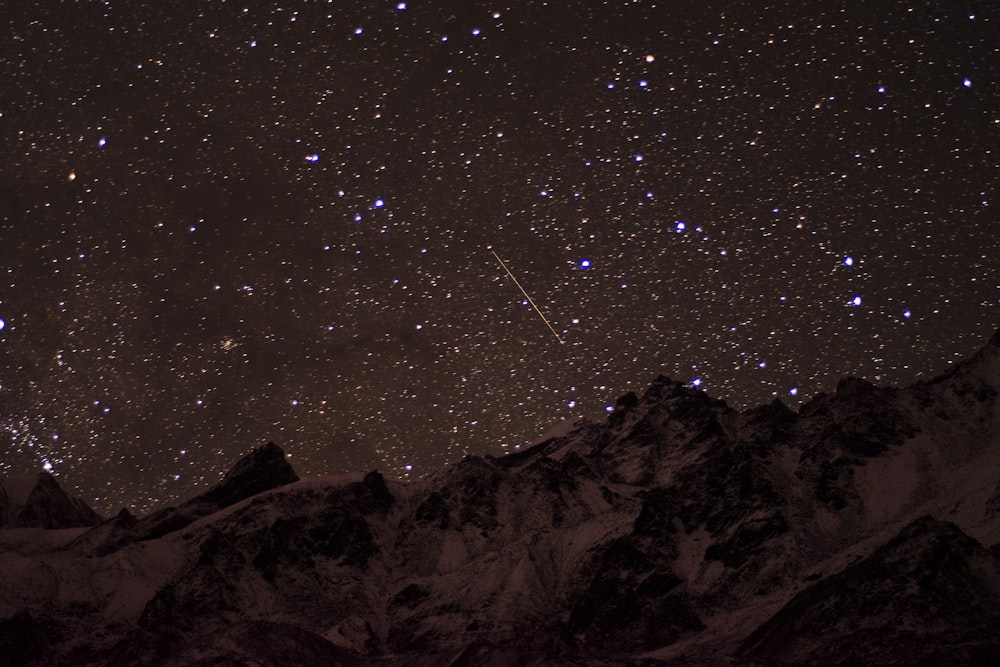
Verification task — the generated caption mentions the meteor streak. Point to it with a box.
[492,250,564,344]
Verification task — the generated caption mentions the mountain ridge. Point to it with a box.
[1,328,999,665]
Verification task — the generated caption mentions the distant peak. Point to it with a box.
[835,376,876,395]
[0,471,102,529]
[197,441,299,510]
[642,375,688,401]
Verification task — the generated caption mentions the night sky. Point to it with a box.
[2,1,998,515]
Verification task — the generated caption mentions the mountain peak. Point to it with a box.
[0,472,102,529]
[74,441,300,551]
[989,327,1000,349]
[199,441,299,509]
[6,332,1000,664]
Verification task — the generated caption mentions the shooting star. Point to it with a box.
[492,250,564,344]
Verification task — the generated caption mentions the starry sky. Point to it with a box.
[2,1,998,515]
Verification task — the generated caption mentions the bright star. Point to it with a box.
[852,295,863,307]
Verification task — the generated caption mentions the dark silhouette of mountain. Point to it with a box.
[1,329,999,666]
[70,441,300,554]
[0,472,102,529]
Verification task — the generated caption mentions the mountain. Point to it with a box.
[0,472,102,529]
[1,329,999,665]
[69,440,300,554]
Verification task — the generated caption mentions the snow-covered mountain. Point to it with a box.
[0,472,102,530]
[2,329,1000,666]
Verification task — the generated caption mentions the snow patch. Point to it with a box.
[674,524,712,589]
[437,532,470,571]
[532,416,587,445]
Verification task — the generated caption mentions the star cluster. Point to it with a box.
[2,1,997,514]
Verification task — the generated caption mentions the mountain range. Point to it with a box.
[2,329,999,666]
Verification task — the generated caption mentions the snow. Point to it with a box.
[854,443,926,526]
[2,329,1000,664]
[436,532,471,572]
[673,524,712,589]
[531,415,587,445]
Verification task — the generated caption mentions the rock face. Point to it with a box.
[0,472,102,529]
[738,515,1000,666]
[2,330,1000,666]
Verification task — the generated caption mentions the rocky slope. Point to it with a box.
[2,329,999,666]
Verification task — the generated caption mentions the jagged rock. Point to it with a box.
[566,536,705,651]
[2,329,1000,665]
[738,516,1000,666]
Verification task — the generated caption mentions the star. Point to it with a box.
[0,0,994,515]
